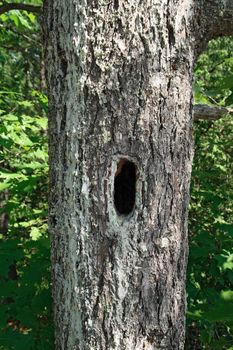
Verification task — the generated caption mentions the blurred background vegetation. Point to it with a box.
[186,37,233,349]
[0,2,232,349]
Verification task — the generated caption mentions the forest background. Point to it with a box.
[0,2,232,349]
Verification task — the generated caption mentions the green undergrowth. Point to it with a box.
[0,3,53,349]
[186,37,233,350]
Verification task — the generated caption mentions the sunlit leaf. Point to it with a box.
[30,227,42,241]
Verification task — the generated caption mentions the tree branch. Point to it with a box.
[194,0,233,54]
[194,104,233,121]
[0,2,41,15]
[207,0,233,38]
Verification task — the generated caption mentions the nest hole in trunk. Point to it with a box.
[114,158,136,215]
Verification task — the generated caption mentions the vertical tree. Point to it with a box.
[44,1,233,349]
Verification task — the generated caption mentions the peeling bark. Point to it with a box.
[44,0,233,349]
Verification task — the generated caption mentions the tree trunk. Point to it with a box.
[44,0,233,349]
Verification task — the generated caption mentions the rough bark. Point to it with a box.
[194,0,233,54]
[203,0,233,38]
[44,0,232,349]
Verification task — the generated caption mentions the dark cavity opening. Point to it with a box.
[114,158,136,215]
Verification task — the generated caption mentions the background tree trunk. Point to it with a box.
[44,0,233,349]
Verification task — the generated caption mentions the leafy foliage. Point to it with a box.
[186,37,233,350]
[0,3,53,350]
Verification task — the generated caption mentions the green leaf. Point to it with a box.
[30,227,42,241]
[0,181,11,191]
[221,290,233,302]
[203,302,233,323]
[215,252,233,271]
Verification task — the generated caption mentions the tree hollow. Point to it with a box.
[114,158,136,215]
